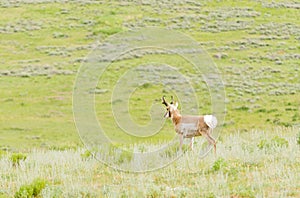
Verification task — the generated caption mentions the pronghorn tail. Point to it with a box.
[204,115,218,129]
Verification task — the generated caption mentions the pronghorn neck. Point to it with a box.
[171,109,181,125]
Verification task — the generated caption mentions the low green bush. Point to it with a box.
[10,153,27,166]
[0,150,7,159]
[271,136,288,147]
[258,136,288,149]
[212,158,227,171]
[80,150,93,160]
[14,178,48,198]
[232,186,255,198]
[257,139,270,149]
[118,150,133,164]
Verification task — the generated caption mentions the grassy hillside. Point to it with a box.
[1,0,299,150]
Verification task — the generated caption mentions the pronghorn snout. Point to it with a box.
[162,96,170,118]
[164,110,170,118]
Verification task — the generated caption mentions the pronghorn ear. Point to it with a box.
[175,102,178,108]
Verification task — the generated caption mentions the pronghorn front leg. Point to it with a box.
[189,137,194,150]
[179,134,183,151]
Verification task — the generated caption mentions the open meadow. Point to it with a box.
[0,0,299,197]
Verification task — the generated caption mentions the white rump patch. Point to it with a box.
[204,115,218,129]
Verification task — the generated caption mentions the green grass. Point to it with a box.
[0,75,79,150]
[1,0,299,149]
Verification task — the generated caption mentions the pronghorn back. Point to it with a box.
[176,115,216,138]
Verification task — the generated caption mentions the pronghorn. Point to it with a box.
[162,96,217,153]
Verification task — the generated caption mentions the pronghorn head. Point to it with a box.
[162,96,178,118]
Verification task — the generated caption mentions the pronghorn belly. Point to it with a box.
[179,123,200,138]
[204,115,217,129]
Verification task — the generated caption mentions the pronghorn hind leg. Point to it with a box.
[208,128,217,154]
[209,127,213,135]
[201,131,217,154]
[208,134,217,154]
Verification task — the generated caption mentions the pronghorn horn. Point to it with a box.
[170,96,174,104]
[162,96,168,106]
